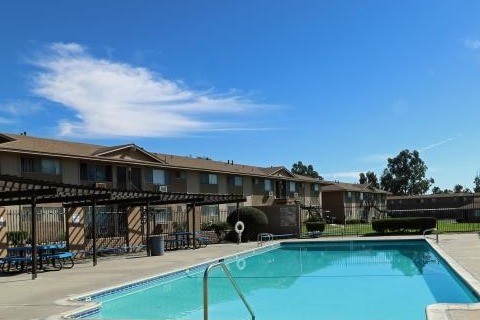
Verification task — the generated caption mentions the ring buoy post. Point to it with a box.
[234,221,244,244]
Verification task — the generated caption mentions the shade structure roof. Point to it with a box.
[0,174,246,207]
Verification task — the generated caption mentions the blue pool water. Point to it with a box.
[82,240,479,320]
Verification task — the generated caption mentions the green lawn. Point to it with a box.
[301,220,480,237]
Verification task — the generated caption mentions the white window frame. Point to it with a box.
[152,169,166,185]
[264,179,272,191]
[289,181,296,192]
[233,176,243,186]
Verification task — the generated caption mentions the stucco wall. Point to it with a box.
[0,153,20,175]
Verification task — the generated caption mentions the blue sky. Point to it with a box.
[1,1,479,190]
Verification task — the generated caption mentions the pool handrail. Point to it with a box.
[423,228,438,243]
[257,233,273,246]
[203,260,255,320]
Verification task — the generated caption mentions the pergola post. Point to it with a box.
[146,203,151,256]
[92,199,97,267]
[31,193,37,280]
[236,201,240,245]
[191,202,196,249]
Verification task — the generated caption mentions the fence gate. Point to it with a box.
[84,207,128,251]
[6,206,66,246]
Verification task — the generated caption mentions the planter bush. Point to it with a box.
[372,217,436,234]
[305,221,325,232]
[227,207,268,242]
[345,219,368,225]
[7,231,29,245]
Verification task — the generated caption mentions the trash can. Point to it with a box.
[149,235,164,256]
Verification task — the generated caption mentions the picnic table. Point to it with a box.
[1,243,74,273]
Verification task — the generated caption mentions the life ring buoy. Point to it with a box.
[236,258,246,271]
[234,221,245,234]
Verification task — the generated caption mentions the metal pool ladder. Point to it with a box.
[203,260,255,320]
[423,228,438,243]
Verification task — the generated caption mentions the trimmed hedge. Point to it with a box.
[305,222,325,232]
[7,231,29,245]
[227,207,268,241]
[372,217,436,234]
[345,219,368,225]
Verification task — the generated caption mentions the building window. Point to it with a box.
[347,191,352,198]
[229,176,243,186]
[153,207,172,223]
[21,157,60,175]
[80,163,112,182]
[264,179,272,191]
[289,181,296,192]
[359,192,364,201]
[234,176,243,186]
[201,205,220,218]
[175,170,186,179]
[152,169,166,185]
[311,183,320,192]
[201,173,218,185]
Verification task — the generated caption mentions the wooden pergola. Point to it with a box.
[0,174,246,279]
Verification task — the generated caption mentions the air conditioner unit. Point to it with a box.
[294,192,299,198]
[94,182,107,189]
[158,185,168,192]
[268,191,274,197]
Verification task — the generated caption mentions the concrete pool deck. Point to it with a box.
[1,234,480,320]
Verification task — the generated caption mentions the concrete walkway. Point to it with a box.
[1,234,480,320]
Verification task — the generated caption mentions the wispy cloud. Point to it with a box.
[465,38,480,50]
[420,137,455,151]
[361,153,391,164]
[390,98,409,116]
[0,100,42,116]
[0,117,13,124]
[29,42,273,138]
[322,171,361,181]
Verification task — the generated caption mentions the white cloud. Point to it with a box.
[0,100,42,116]
[390,99,409,116]
[420,137,455,151]
[361,153,391,163]
[0,117,13,124]
[30,42,272,138]
[465,39,480,50]
[322,171,361,181]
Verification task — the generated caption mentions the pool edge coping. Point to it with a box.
[53,242,281,319]
[51,236,480,320]
[425,238,480,320]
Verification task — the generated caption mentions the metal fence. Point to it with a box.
[6,206,66,246]
[300,203,480,237]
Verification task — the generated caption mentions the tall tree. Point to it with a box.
[474,174,480,193]
[291,161,322,179]
[359,173,367,184]
[380,149,434,195]
[366,171,380,188]
[453,184,464,193]
[431,186,442,194]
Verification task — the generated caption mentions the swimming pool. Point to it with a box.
[75,240,479,320]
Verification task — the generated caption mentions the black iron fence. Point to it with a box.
[6,206,66,246]
[300,203,480,237]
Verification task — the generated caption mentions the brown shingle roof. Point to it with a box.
[0,133,320,182]
[321,181,387,194]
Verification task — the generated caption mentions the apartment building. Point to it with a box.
[0,133,322,213]
[387,193,480,220]
[321,182,388,223]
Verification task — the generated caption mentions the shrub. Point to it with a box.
[7,231,29,245]
[345,219,368,225]
[372,217,436,234]
[305,221,325,232]
[227,207,268,242]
